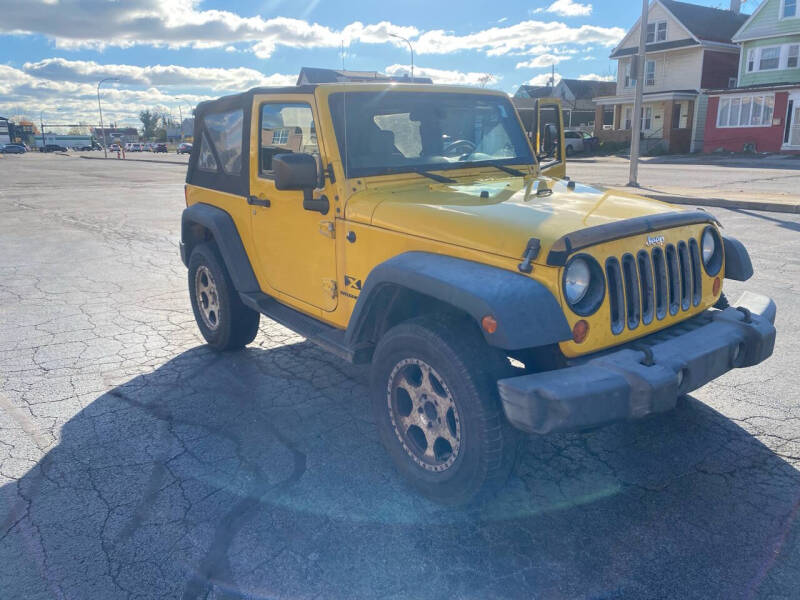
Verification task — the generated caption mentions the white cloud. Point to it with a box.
[22,58,296,91]
[415,20,623,57]
[515,53,573,69]
[0,63,287,128]
[0,0,419,58]
[525,73,562,86]
[384,65,500,86]
[577,73,614,81]
[534,0,593,17]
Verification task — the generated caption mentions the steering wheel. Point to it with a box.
[443,139,477,158]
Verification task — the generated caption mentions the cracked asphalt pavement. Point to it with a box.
[1,154,799,599]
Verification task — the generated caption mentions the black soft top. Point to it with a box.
[187,85,317,196]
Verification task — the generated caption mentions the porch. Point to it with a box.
[593,91,699,154]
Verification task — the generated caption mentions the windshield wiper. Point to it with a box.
[409,167,457,184]
[482,162,527,177]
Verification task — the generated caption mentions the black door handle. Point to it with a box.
[248,195,270,207]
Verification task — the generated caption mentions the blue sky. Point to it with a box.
[0,0,755,127]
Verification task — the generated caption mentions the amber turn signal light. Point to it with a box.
[713,277,721,296]
[572,320,589,344]
[481,315,498,334]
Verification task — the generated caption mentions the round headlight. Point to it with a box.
[564,258,591,305]
[702,229,716,266]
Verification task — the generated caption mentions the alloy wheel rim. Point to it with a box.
[386,358,461,472]
[195,265,220,331]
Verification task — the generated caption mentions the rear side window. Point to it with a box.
[204,109,243,175]
[197,133,218,172]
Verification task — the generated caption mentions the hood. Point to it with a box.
[345,177,677,264]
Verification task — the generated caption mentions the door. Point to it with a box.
[786,95,800,148]
[249,95,338,312]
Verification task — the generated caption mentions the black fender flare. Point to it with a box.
[344,252,571,351]
[180,203,260,293]
[723,236,753,282]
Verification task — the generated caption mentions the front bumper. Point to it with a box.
[498,292,777,435]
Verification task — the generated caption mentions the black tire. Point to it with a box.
[565,145,574,157]
[370,314,519,505]
[188,242,260,351]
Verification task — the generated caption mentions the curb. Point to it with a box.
[77,155,187,167]
[641,193,800,215]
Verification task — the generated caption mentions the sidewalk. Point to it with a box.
[569,155,800,214]
[626,187,800,214]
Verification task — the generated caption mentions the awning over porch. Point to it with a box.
[592,90,699,106]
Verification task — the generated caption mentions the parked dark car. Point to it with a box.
[1,144,26,154]
[154,143,168,153]
[39,144,68,153]
[177,142,193,155]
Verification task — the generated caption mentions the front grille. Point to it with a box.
[606,240,702,334]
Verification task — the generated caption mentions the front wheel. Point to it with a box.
[370,315,518,505]
[188,242,260,351]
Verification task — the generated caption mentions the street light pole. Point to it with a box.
[628,0,649,187]
[389,33,414,81]
[97,77,119,158]
[40,111,45,150]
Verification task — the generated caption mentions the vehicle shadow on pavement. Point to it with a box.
[2,343,799,599]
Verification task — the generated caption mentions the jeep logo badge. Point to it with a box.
[646,235,665,247]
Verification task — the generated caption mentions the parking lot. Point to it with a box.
[1,153,799,599]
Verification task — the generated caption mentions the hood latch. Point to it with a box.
[518,238,541,274]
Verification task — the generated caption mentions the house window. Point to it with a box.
[271,128,289,144]
[646,21,667,43]
[624,107,633,129]
[782,0,797,18]
[747,49,755,72]
[717,95,775,128]
[645,60,656,86]
[759,47,781,70]
[728,77,738,88]
[624,62,634,88]
[641,106,653,130]
[789,45,799,69]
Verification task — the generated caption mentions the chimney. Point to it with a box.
[730,0,741,13]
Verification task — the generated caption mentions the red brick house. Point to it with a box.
[703,0,800,154]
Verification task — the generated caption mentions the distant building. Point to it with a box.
[0,117,10,145]
[296,67,433,85]
[91,127,139,145]
[514,79,616,129]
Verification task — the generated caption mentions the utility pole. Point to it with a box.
[389,33,414,80]
[628,0,648,187]
[97,77,119,158]
[39,111,45,149]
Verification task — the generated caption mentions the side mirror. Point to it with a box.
[273,153,329,214]
[273,153,317,190]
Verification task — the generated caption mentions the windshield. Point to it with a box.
[328,91,534,179]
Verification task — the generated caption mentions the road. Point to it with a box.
[1,154,799,599]
[569,155,800,207]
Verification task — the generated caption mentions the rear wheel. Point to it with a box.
[565,145,574,157]
[370,315,518,505]
[188,242,260,351]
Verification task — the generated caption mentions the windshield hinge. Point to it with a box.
[319,220,335,239]
[518,238,541,274]
[322,278,338,299]
[324,163,336,184]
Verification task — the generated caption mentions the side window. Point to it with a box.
[204,109,243,175]
[260,103,318,175]
[197,132,218,172]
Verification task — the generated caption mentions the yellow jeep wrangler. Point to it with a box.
[180,83,776,504]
